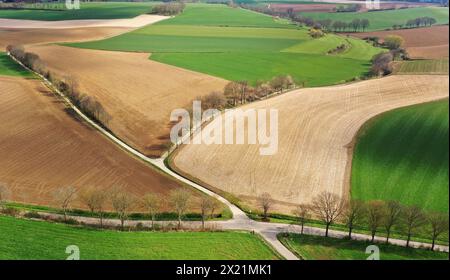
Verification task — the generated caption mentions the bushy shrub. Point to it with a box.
[370,52,394,76]
[152,2,185,15]
[1,207,19,217]
[24,211,42,219]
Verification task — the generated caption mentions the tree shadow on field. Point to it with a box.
[62,107,94,131]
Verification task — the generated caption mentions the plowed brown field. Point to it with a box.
[0,27,131,50]
[29,45,229,157]
[348,25,449,59]
[0,76,202,211]
[172,75,449,214]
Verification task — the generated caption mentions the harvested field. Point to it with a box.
[172,75,449,214]
[0,27,131,50]
[29,45,228,157]
[393,59,449,74]
[0,76,203,211]
[348,25,449,59]
[0,15,168,29]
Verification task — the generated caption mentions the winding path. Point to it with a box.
[8,54,449,260]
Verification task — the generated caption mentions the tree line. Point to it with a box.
[335,4,361,13]
[0,183,221,231]
[405,16,437,28]
[239,3,370,33]
[369,35,408,76]
[169,75,296,150]
[0,2,65,11]
[152,1,185,16]
[257,191,448,251]
[6,45,112,128]
[190,75,296,114]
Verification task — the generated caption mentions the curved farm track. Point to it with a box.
[173,75,449,214]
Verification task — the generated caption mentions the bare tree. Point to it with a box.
[200,91,227,110]
[209,198,220,219]
[367,201,386,242]
[80,188,107,228]
[269,76,285,93]
[0,182,11,210]
[370,52,394,76]
[223,81,241,106]
[255,82,273,98]
[342,199,366,239]
[53,186,78,222]
[170,189,191,229]
[361,19,370,32]
[199,195,215,229]
[383,200,402,243]
[110,187,135,231]
[402,205,426,248]
[282,75,295,90]
[258,192,273,221]
[311,191,346,237]
[426,211,449,251]
[237,80,250,104]
[142,193,161,230]
[293,204,311,234]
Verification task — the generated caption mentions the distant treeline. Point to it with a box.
[152,1,185,16]
[239,3,371,32]
[0,1,66,11]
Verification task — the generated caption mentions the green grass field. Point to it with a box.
[301,7,449,31]
[0,52,33,77]
[0,215,280,260]
[394,59,449,74]
[0,2,156,20]
[156,3,293,28]
[279,234,449,260]
[352,100,449,212]
[69,3,383,86]
[151,52,370,87]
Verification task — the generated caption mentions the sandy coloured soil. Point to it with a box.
[0,27,131,50]
[173,75,449,214]
[347,25,449,59]
[29,45,229,157]
[0,14,168,29]
[0,76,203,211]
